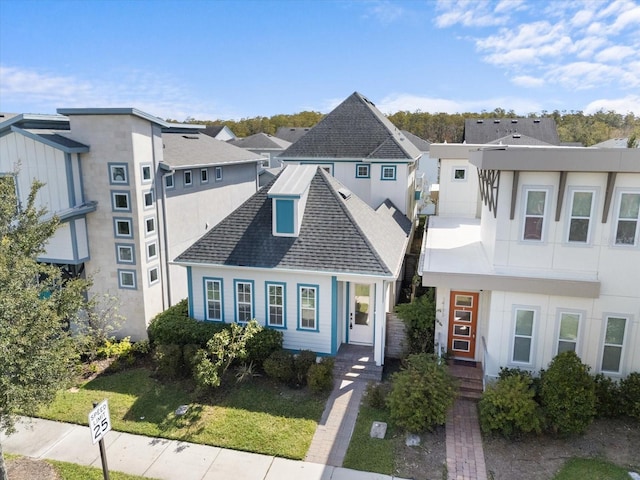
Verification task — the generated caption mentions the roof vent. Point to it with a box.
[182,135,199,139]
[513,134,521,138]
[493,119,501,124]
[511,119,518,123]
[533,119,541,123]
[338,188,352,200]
[476,119,484,124]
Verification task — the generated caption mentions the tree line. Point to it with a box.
[174,108,640,147]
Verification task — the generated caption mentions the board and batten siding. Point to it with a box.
[188,266,335,355]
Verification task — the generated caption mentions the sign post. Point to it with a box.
[89,399,111,480]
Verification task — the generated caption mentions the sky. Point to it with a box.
[1,0,639,122]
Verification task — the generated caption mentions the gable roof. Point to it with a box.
[274,127,313,143]
[464,118,560,145]
[175,167,411,277]
[488,133,551,146]
[160,131,264,169]
[228,132,291,150]
[401,130,431,151]
[9,126,89,153]
[57,108,172,127]
[278,92,422,161]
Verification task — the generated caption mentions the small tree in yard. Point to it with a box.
[194,320,262,389]
[0,179,89,480]
[394,290,437,354]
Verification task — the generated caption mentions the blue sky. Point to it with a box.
[1,0,639,121]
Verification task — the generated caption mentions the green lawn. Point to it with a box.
[553,458,633,480]
[38,367,327,459]
[50,460,156,480]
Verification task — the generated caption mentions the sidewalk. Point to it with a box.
[1,417,406,480]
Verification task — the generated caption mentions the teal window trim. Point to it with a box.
[275,198,295,234]
[265,282,287,329]
[203,277,224,322]
[234,279,254,323]
[187,266,194,317]
[115,243,135,264]
[108,163,129,185]
[356,164,370,178]
[111,190,131,212]
[113,217,133,238]
[380,165,397,181]
[117,269,137,290]
[297,283,319,332]
[331,277,338,354]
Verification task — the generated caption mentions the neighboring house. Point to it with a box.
[592,137,639,148]
[402,130,435,215]
[464,117,562,145]
[277,92,423,219]
[174,164,412,366]
[228,132,292,168]
[420,145,640,381]
[0,109,262,340]
[274,127,312,144]
[202,124,237,142]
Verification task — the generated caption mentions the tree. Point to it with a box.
[0,177,89,480]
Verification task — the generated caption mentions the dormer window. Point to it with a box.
[268,165,316,238]
[275,199,295,234]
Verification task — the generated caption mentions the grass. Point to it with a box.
[553,458,633,479]
[37,367,327,459]
[342,404,396,475]
[50,460,156,480]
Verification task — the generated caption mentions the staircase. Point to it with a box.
[448,361,484,401]
[333,344,383,382]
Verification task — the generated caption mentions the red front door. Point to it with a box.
[448,291,479,359]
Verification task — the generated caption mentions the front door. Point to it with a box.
[448,291,479,359]
[349,283,373,344]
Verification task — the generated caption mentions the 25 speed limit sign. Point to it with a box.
[88,399,112,444]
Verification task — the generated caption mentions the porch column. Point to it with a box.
[374,279,386,366]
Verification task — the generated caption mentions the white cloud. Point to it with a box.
[571,8,595,27]
[583,94,640,113]
[594,45,636,62]
[434,0,510,28]
[363,0,406,24]
[548,61,627,89]
[376,93,541,115]
[512,75,545,87]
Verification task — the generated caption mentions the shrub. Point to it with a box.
[153,344,184,378]
[387,354,457,432]
[365,382,390,410]
[307,358,335,393]
[593,374,622,418]
[147,299,226,347]
[263,350,295,384]
[294,350,318,386]
[245,328,283,368]
[394,291,437,354]
[181,344,200,376]
[479,375,543,438]
[131,340,150,357]
[540,351,596,435]
[620,372,640,420]
[97,337,133,363]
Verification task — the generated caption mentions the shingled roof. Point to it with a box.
[274,127,312,143]
[175,166,411,277]
[278,92,422,161]
[464,118,560,145]
[228,132,291,150]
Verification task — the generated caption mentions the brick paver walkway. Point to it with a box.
[445,399,487,480]
[304,378,366,466]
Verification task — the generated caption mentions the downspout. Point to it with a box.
[150,123,168,310]
[159,169,173,308]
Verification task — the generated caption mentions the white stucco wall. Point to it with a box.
[438,159,480,217]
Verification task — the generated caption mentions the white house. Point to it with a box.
[420,145,640,380]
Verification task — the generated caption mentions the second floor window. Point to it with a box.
[356,164,370,178]
[184,170,192,186]
[523,189,547,241]
[615,192,640,246]
[568,190,594,243]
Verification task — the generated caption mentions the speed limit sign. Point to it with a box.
[88,399,112,444]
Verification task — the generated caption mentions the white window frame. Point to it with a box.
[145,216,156,236]
[266,282,286,328]
[114,218,133,238]
[184,170,193,187]
[600,314,629,375]
[298,284,319,331]
[204,278,223,322]
[215,166,223,181]
[521,186,550,242]
[141,164,152,184]
[234,280,253,323]
[201,168,209,184]
[115,243,135,264]
[555,309,583,356]
[566,188,596,244]
[452,166,468,182]
[109,163,128,185]
[146,241,158,261]
[143,190,154,209]
[510,306,537,366]
[613,190,640,247]
[111,191,131,212]
[165,173,174,189]
[118,269,136,289]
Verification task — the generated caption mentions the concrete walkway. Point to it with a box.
[445,399,488,480]
[2,416,407,480]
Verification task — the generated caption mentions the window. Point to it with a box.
[111,191,130,212]
[184,170,192,186]
[601,316,627,373]
[148,266,159,285]
[266,283,285,327]
[614,192,640,246]
[165,174,174,189]
[114,218,133,238]
[567,190,594,243]
[145,216,156,236]
[298,285,318,330]
[234,280,253,323]
[141,164,152,183]
[146,241,158,260]
[109,163,128,185]
[201,168,208,183]
[356,164,370,178]
[452,167,467,181]
[118,269,136,289]
[143,190,154,209]
[523,188,547,241]
[557,311,581,354]
[215,167,223,181]
[115,244,135,264]
[512,308,535,364]
[205,278,223,321]
[381,165,396,181]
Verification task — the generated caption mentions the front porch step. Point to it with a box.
[333,344,383,382]
[448,362,484,402]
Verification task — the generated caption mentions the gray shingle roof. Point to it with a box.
[278,92,422,161]
[488,133,551,146]
[274,127,313,143]
[161,132,263,169]
[464,118,560,145]
[175,167,411,277]
[228,133,292,150]
[401,130,431,151]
